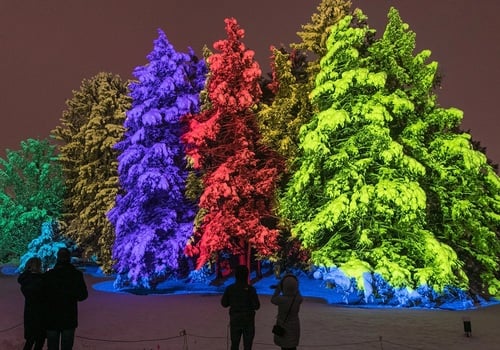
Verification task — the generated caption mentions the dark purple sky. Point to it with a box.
[1,0,498,166]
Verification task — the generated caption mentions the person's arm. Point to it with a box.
[270,283,283,305]
[250,286,260,310]
[75,271,88,302]
[18,272,30,297]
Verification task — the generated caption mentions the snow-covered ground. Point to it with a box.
[89,263,497,311]
[2,264,500,350]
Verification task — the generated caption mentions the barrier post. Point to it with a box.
[462,317,472,337]
[180,329,188,350]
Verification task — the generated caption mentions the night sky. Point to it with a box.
[1,0,498,167]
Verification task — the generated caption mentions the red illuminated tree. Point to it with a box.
[182,18,283,270]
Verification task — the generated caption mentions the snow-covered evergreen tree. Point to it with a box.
[109,30,206,289]
[0,139,64,263]
[293,0,352,74]
[52,72,130,272]
[18,221,75,272]
[182,18,284,270]
[256,0,352,271]
[280,8,500,299]
[258,0,352,171]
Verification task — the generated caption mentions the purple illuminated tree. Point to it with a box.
[108,30,206,289]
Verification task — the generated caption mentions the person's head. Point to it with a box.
[234,265,249,284]
[56,248,71,264]
[25,256,42,273]
[280,274,299,296]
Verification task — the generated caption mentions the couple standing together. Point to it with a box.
[221,265,303,350]
[18,248,88,350]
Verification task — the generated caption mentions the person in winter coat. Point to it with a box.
[18,256,46,350]
[221,265,261,350]
[42,248,88,350]
[271,273,303,350]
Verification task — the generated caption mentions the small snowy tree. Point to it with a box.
[18,221,75,272]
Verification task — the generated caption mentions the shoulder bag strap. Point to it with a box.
[282,293,297,324]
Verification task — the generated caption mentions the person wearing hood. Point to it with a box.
[221,265,261,350]
[42,248,88,350]
[271,273,303,350]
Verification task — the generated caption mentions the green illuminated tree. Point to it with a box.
[281,8,500,297]
[0,139,64,263]
[52,72,130,272]
[369,8,500,297]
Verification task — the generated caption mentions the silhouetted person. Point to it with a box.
[271,274,303,350]
[18,257,46,350]
[42,248,88,350]
[221,265,260,350]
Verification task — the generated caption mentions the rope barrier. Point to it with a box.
[297,339,381,348]
[0,322,23,333]
[73,330,430,349]
[186,332,226,340]
[0,321,446,349]
[75,330,185,343]
[381,338,424,350]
